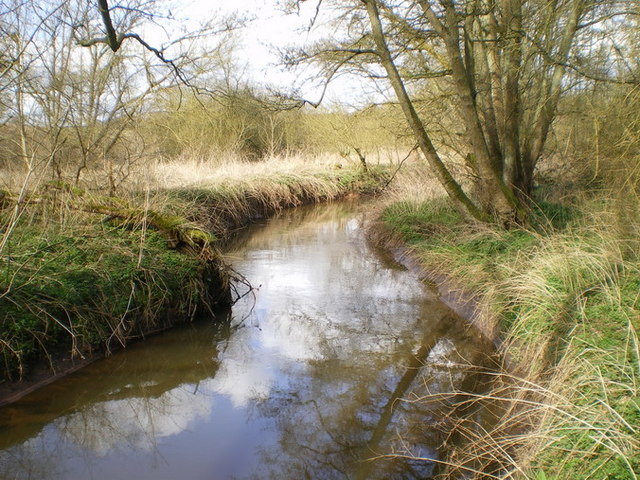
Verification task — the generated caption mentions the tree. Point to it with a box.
[0,0,242,192]
[0,0,163,189]
[288,0,638,224]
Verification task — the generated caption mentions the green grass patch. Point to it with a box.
[532,200,582,230]
[0,221,206,381]
[530,274,639,479]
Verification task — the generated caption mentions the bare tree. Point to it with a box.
[287,0,638,224]
[0,1,155,189]
[0,0,243,193]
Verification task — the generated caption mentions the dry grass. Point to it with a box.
[130,150,400,190]
[376,161,639,479]
[113,153,393,238]
[2,150,398,193]
[438,225,639,479]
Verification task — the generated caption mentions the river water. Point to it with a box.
[0,202,494,480]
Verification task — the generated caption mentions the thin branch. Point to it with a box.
[577,10,640,29]
[523,31,640,85]
[381,144,419,190]
[302,50,380,107]
[75,0,229,97]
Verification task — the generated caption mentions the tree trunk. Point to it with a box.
[523,0,583,181]
[501,0,524,194]
[419,0,523,222]
[365,0,490,222]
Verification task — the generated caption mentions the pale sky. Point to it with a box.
[166,0,380,107]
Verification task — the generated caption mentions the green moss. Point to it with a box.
[45,180,86,197]
[183,228,216,244]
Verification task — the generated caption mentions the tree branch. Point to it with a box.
[523,31,640,85]
[75,0,230,97]
[97,0,121,52]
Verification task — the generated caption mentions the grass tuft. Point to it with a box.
[375,174,639,479]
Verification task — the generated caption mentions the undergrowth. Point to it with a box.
[378,194,639,479]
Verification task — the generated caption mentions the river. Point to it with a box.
[0,202,495,479]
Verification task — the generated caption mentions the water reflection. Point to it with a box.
[0,202,494,480]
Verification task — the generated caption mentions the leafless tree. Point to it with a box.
[0,0,242,191]
[286,0,639,224]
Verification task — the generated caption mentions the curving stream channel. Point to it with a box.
[0,202,495,480]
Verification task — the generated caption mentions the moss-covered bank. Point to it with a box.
[0,165,387,399]
[375,197,639,479]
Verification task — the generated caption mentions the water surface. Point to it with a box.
[0,202,494,479]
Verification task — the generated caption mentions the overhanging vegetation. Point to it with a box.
[0,161,387,388]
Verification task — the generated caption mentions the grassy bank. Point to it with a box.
[376,181,639,478]
[0,156,388,390]
[150,155,390,238]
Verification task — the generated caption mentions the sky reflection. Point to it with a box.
[0,203,494,480]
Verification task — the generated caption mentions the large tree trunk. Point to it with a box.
[365,0,490,222]
[354,0,589,225]
[419,0,525,223]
